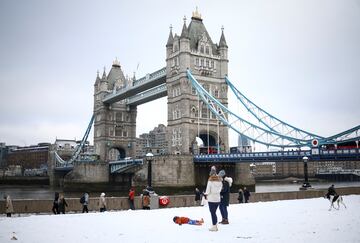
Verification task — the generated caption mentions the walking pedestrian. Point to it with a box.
[4,195,14,217]
[81,192,89,213]
[238,188,244,203]
[52,192,59,214]
[244,187,251,203]
[204,166,222,231]
[99,192,107,212]
[128,187,135,210]
[218,169,233,225]
[142,190,150,210]
[58,194,68,214]
[195,187,201,206]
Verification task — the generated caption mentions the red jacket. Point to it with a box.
[129,190,135,200]
[174,217,190,225]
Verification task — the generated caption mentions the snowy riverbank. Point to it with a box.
[1,195,359,243]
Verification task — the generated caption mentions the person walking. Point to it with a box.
[243,187,251,203]
[142,190,150,210]
[128,187,135,210]
[52,192,59,214]
[238,188,244,203]
[218,169,233,225]
[81,192,89,213]
[99,192,107,212]
[4,195,14,217]
[195,187,201,206]
[204,166,223,232]
[58,194,68,214]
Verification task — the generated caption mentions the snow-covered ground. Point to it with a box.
[1,195,359,243]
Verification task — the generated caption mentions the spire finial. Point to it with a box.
[97,70,100,77]
[170,24,173,31]
[221,25,224,32]
[113,57,120,67]
[183,15,187,24]
[192,6,202,20]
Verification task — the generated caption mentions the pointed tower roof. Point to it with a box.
[187,8,216,53]
[102,67,107,80]
[219,26,228,48]
[94,70,100,85]
[180,16,189,39]
[108,58,126,87]
[166,25,174,47]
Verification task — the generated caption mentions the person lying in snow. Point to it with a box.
[173,216,204,226]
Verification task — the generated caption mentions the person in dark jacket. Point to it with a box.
[58,194,68,214]
[243,187,251,203]
[238,188,244,203]
[52,192,59,214]
[195,187,201,206]
[82,192,89,213]
[218,170,233,224]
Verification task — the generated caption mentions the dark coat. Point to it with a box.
[195,190,201,201]
[58,198,68,213]
[244,189,251,202]
[220,179,230,206]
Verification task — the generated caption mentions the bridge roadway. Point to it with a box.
[102,67,166,105]
[193,148,360,163]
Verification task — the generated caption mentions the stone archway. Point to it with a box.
[108,147,126,161]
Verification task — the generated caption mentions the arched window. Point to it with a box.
[200,45,204,53]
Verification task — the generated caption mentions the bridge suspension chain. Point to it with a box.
[54,115,95,166]
[187,70,311,148]
[225,76,324,141]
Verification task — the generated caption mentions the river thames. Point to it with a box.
[1,181,360,200]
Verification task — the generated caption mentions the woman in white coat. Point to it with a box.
[204,166,223,231]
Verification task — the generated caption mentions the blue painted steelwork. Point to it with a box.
[187,70,310,148]
[54,115,95,170]
[225,76,324,141]
[109,159,143,173]
[193,148,360,163]
[103,67,166,104]
[187,70,360,148]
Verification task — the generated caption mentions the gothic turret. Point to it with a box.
[166,26,174,58]
[219,27,228,48]
[180,16,190,54]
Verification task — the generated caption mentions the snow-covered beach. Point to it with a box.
[1,195,359,243]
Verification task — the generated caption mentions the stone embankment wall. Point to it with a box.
[1,187,359,215]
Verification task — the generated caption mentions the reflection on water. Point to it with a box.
[1,181,360,199]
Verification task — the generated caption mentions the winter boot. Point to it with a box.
[209,224,218,231]
[219,219,229,224]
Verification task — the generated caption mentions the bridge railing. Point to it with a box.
[194,150,312,162]
[126,83,167,105]
[109,159,143,173]
[132,67,166,87]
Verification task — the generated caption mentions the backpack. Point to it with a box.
[80,195,85,204]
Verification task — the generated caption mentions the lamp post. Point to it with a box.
[146,152,154,188]
[302,156,311,189]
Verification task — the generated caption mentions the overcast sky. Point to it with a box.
[0,0,359,147]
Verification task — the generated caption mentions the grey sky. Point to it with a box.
[0,0,359,147]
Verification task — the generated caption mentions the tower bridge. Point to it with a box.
[50,9,360,190]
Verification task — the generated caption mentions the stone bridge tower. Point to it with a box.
[93,59,137,161]
[166,10,229,155]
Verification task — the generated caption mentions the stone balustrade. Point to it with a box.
[1,187,359,215]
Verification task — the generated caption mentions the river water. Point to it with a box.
[1,181,360,200]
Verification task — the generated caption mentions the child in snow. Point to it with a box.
[173,216,204,226]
